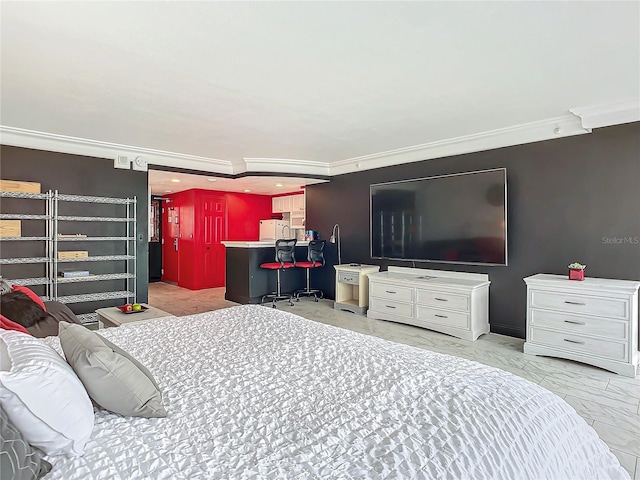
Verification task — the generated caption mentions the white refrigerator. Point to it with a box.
[259,219,290,241]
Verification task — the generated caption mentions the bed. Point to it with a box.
[36,304,626,479]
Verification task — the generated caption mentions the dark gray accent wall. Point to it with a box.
[225,246,306,304]
[305,123,640,339]
[0,145,149,314]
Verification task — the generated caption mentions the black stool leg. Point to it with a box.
[277,269,294,307]
[295,267,323,302]
[261,268,294,308]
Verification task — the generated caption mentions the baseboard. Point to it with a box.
[225,293,251,304]
[490,323,525,339]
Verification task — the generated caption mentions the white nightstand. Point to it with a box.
[333,264,380,314]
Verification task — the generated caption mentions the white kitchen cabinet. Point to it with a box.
[272,196,283,213]
[290,193,305,229]
[272,193,304,216]
[281,195,293,212]
[291,193,305,213]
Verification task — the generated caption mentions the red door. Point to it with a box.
[202,196,227,287]
[161,200,180,283]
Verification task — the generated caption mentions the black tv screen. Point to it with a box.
[370,168,507,266]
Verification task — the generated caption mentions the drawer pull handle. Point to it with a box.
[564,301,586,306]
[435,298,448,302]
[564,320,585,325]
[385,290,396,294]
[435,314,448,318]
[564,338,585,345]
[385,305,396,309]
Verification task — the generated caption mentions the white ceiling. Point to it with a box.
[1,2,639,193]
[149,170,324,196]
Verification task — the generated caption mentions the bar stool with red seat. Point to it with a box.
[294,240,325,302]
[260,238,297,308]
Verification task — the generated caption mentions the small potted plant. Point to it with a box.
[568,262,586,281]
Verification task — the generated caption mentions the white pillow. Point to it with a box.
[0,330,94,456]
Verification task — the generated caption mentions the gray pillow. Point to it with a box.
[0,407,52,480]
[43,301,81,324]
[58,322,167,418]
[28,301,81,338]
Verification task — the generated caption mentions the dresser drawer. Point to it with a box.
[338,271,359,285]
[530,290,628,318]
[370,297,413,318]
[415,289,469,312]
[529,327,628,362]
[530,309,628,340]
[370,283,413,302]
[415,306,469,329]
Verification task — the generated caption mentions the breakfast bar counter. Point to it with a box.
[222,241,310,248]
[222,241,308,304]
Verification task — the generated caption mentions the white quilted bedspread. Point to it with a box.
[43,305,627,479]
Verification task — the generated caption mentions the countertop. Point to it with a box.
[222,240,310,248]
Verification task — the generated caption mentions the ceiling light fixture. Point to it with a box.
[207,178,217,182]
[275,183,284,187]
[243,189,251,193]
[170,179,181,183]
[165,190,172,193]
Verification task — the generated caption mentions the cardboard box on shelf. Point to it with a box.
[57,250,89,259]
[0,179,41,194]
[0,220,21,237]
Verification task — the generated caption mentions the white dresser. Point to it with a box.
[523,274,640,377]
[367,267,491,341]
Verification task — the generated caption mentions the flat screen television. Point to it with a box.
[370,168,507,266]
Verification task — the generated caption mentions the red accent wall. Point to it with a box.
[161,189,273,289]
[225,191,273,240]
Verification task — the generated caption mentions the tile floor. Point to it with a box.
[148,282,640,479]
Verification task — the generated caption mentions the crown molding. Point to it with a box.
[3,101,632,179]
[570,99,640,130]
[242,157,331,177]
[0,126,235,175]
[329,114,590,176]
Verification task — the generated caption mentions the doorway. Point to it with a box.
[148,196,163,282]
[159,192,228,289]
[161,197,180,284]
